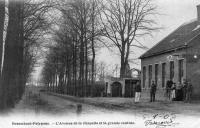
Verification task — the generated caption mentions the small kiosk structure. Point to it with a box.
[105,76,140,97]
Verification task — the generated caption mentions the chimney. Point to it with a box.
[197,5,200,21]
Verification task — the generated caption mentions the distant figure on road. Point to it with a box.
[134,81,142,103]
[186,81,193,102]
[150,81,157,102]
[76,104,82,115]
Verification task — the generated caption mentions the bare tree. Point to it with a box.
[59,0,101,96]
[0,0,23,108]
[90,0,103,86]
[96,61,106,81]
[0,0,53,109]
[100,0,158,78]
[42,0,103,97]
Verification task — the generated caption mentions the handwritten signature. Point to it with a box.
[143,113,179,128]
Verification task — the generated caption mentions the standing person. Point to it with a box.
[134,81,142,103]
[150,81,157,102]
[166,80,173,100]
[171,83,176,101]
[182,79,187,101]
[186,81,193,102]
[176,82,183,101]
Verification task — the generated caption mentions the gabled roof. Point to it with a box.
[140,19,200,59]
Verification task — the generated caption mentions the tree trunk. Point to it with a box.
[16,1,24,101]
[120,43,126,78]
[91,0,95,96]
[72,39,77,96]
[84,32,88,97]
[0,0,21,109]
[79,30,84,97]
[0,0,5,110]
[0,0,5,75]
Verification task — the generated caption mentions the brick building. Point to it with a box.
[140,5,200,99]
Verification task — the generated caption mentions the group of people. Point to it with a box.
[134,79,193,103]
[134,80,157,103]
[166,79,193,102]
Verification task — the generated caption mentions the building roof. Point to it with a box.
[140,19,200,59]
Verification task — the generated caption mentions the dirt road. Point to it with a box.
[2,86,200,128]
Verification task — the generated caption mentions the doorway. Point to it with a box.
[111,82,122,97]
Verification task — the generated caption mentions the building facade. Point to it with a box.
[141,49,186,89]
[140,5,200,99]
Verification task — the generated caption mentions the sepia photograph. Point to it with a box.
[0,0,200,128]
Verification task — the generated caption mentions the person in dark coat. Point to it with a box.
[150,81,157,102]
[134,81,142,103]
[166,80,173,100]
[182,79,187,101]
[186,81,193,102]
[176,82,183,101]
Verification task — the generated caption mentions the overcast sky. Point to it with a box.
[97,0,200,70]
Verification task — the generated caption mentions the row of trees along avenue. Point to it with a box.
[0,0,158,110]
[42,0,158,97]
[0,0,53,110]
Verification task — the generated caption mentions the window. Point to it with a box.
[178,59,184,82]
[162,63,166,88]
[143,66,146,88]
[148,65,152,87]
[170,61,174,80]
[155,64,159,86]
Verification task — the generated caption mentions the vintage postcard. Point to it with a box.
[0,0,200,128]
